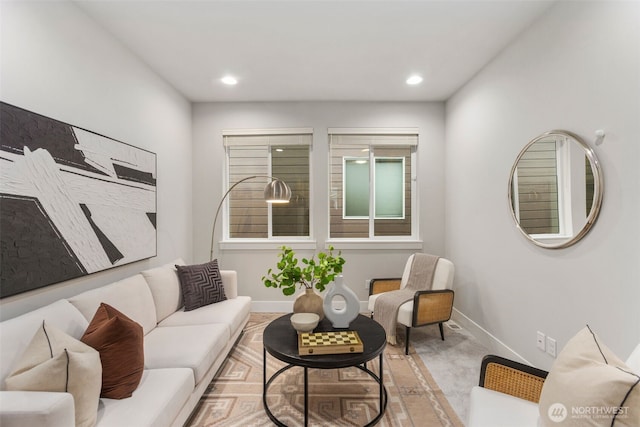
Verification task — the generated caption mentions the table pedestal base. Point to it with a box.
[263,348,388,427]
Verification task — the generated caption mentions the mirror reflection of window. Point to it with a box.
[508,130,603,249]
[585,156,594,217]
[513,137,560,235]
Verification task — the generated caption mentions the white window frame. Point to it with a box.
[220,128,316,251]
[327,128,421,250]
[342,156,406,221]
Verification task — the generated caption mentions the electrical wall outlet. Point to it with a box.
[546,337,557,357]
[365,279,371,290]
[537,331,546,351]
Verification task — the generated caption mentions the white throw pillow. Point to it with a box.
[5,321,102,427]
[538,326,639,427]
[141,258,185,321]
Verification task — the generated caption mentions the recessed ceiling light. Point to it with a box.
[406,75,423,85]
[221,75,238,85]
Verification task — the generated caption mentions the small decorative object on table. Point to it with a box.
[298,330,364,355]
[290,313,319,334]
[323,275,360,328]
[293,289,324,320]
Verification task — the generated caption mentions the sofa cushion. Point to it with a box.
[141,259,186,322]
[538,326,640,427]
[69,274,158,335]
[0,391,75,427]
[144,324,228,385]
[0,300,88,387]
[5,322,102,427]
[96,368,194,427]
[175,260,227,311]
[468,386,539,427]
[158,296,251,337]
[220,270,239,299]
[82,303,144,399]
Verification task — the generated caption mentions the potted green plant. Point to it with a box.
[262,246,345,319]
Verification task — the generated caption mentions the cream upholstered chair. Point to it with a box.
[368,254,455,354]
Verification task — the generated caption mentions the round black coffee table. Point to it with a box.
[262,313,387,426]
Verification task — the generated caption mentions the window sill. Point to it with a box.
[325,239,423,250]
[219,239,318,251]
[528,234,573,243]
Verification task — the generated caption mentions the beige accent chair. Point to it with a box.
[368,254,455,354]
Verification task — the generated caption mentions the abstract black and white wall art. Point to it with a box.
[0,102,157,298]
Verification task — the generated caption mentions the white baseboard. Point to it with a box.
[251,300,293,312]
[451,307,531,365]
[252,300,370,313]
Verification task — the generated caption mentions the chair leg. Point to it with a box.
[439,322,445,341]
[405,326,410,355]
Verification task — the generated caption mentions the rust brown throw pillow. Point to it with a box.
[81,303,144,399]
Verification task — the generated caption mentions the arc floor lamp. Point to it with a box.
[210,175,291,260]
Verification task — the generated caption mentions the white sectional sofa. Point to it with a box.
[0,259,252,427]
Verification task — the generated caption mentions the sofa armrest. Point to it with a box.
[0,391,75,427]
[479,355,548,403]
[220,270,238,299]
[369,278,401,296]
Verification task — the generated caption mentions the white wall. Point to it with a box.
[0,1,193,320]
[192,102,445,307]
[446,1,640,369]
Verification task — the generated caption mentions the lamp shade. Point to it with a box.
[264,179,291,203]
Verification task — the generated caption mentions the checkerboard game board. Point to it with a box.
[298,330,364,355]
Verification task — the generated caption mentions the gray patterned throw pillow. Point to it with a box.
[175,259,227,311]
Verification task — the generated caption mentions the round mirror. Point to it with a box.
[508,130,603,249]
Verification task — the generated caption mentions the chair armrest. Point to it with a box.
[479,355,548,403]
[369,278,401,296]
[412,289,454,326]
[0,391,75,427]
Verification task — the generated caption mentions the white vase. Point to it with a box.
[323,275,360,328]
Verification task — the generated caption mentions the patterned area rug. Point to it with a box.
[187,313,463,427]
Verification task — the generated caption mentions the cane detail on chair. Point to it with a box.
[368,254,455,355]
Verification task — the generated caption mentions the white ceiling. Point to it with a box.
[75,0,555,102]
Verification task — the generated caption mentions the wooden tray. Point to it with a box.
[298,330,364,355]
